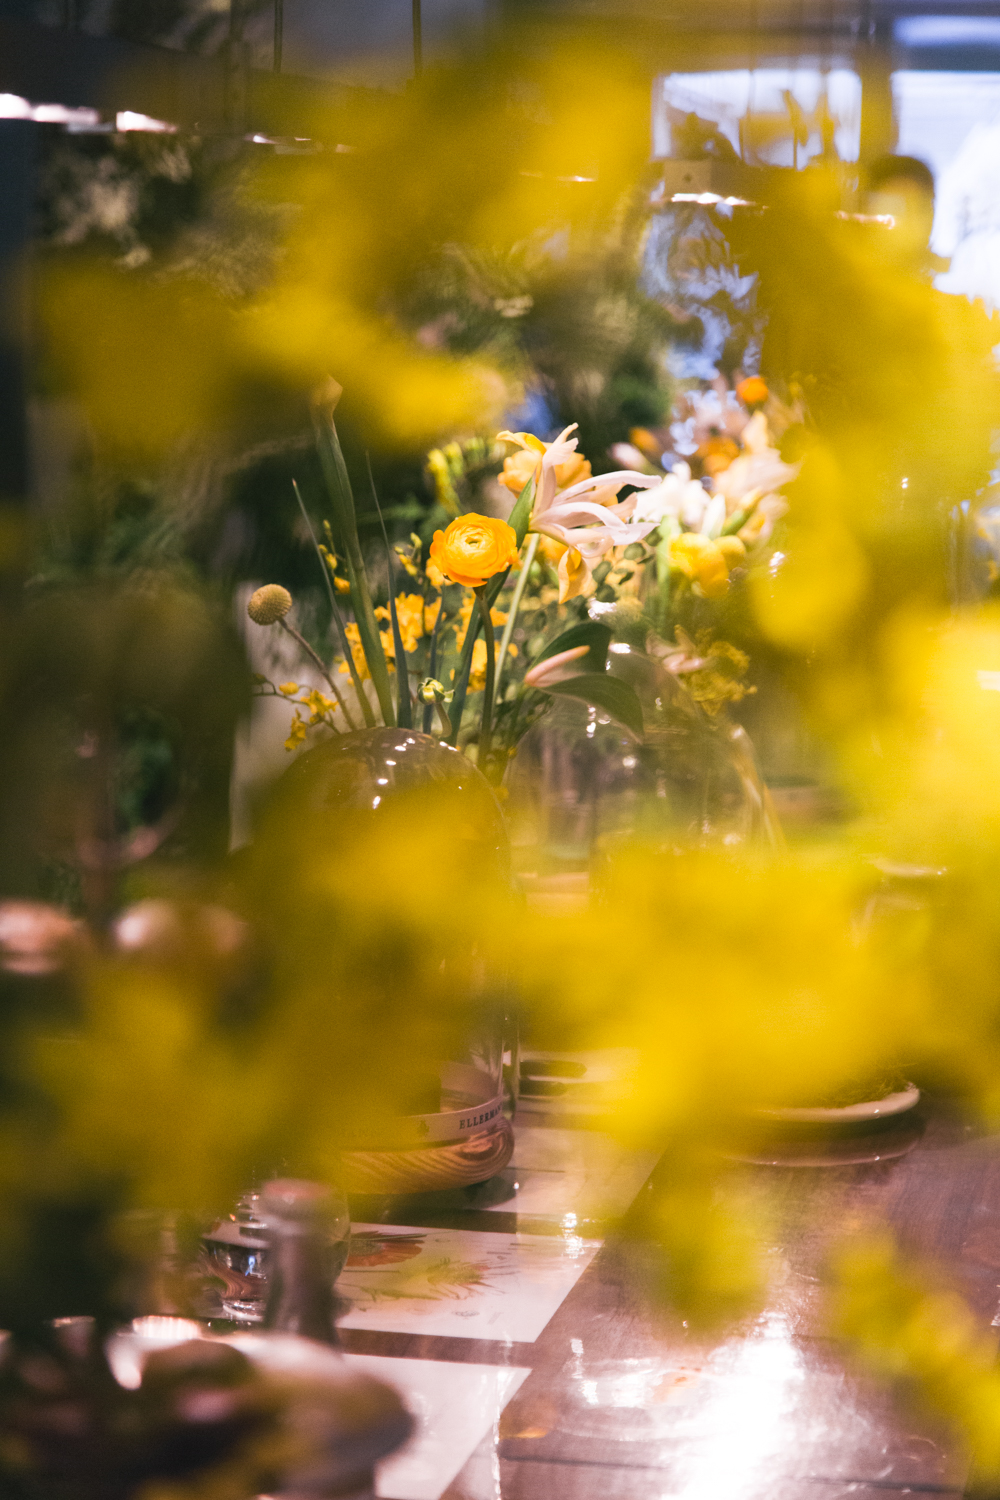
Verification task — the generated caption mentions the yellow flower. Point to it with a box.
[717,535,747,567]
[429,514,520,589]
[468,637,518,692]
[334,576,351,595]
[497,431,592,496]
[558,546,591,604]
[382,592,441,653]
[340,623,394,678]
[455,594,507,650]
[669,533,731,599]
[278,681,299,696]
[284,711,307,752]
[302,688,336,724]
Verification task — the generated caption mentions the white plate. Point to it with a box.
[752,1082,921,1124]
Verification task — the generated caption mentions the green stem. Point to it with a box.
[291,479,368,729]
[446,600,482,746]
[476,587,496,770]
[277,619,347,731]
[494,531,538,713]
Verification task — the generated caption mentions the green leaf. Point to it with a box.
[507,474,536,548]
[545,674,644,740]
[533,620,612,675]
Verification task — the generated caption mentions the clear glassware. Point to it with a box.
[260,728,517,1196]
[507,643,781,878]
[201,1194,271,1324]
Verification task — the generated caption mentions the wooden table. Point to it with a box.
[341,1095,1000,1499]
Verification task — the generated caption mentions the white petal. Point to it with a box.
[702,494,727,539]
[556,470,663,504]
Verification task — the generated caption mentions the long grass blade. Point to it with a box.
[313,412,396,726]
[292,479,366,730]
[367,454,412,729]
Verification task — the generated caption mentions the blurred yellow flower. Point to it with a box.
[430,514,519,588]
[278,681,299,696]
[669,533,731,598]
[340,621,394,679]
[455,594,506,650]
[558,546,591,603]
[284,711,307,752]
[469,637,517,692]
[375,593,441,653]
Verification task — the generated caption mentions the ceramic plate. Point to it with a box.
[751,1082,921,1124]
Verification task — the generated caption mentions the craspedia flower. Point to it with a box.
[247,584,293,625]
[429,514,520,589]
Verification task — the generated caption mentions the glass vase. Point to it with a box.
[263,728,516,1196]
[507,644,780,881]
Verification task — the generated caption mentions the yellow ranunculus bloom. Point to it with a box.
[430,514,519,589]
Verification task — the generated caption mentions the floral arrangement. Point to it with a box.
[248,377,798,784]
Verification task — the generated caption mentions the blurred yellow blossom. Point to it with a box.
[278,682,299,696]
[669,532,731,598]
[455,594,507,650]
[376,594,441,654]
[284,711,307,752]
[469,637,517,692]
[340,621,394,679]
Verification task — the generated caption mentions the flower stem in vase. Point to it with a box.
[494,530,538,712]
[476,586,496,772]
